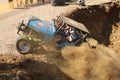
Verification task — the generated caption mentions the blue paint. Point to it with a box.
[28,20,56,36]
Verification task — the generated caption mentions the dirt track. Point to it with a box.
[0,4,67,54]
[0,0,113,55]
[0,0,120,80]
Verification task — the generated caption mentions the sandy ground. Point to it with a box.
[0,4,65,54]
[0,0,114,55]
[0,1,120,80]
[0,0,49,14]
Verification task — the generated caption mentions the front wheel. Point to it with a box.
[16,37,35,54]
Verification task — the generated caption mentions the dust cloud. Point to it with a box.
[57,2,120,79]
[0,1,120,80]
[40,2,120,80]
[59,43,120,80]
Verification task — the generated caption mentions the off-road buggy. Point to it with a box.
[16,15,89,54]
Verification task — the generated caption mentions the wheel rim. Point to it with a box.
[18,40,30,51]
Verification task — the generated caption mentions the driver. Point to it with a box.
[67,28,83,45]
[62,24,70,37]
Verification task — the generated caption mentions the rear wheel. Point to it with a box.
[16,37,35,54]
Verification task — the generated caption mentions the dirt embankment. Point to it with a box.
[65,1,120,46]
[1,44,120,80]
[0,1,120,80]
[0,55,70,80]
[58,2,120,80]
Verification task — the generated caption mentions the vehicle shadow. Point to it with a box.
[0,57,73,80]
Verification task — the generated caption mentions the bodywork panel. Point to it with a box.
[60,16,90,33]
[28,20,56,36]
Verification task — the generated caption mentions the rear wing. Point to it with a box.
[60,16,90,33]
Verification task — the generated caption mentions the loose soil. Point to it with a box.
[0,1,120,80]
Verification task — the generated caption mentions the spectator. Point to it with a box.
[37,0,40,3]
[8,0,14,8]
[37,0,45,4]
[16,0,19,7]
[78,0,85,6]
[30,0,33,5]
[42,0,45,3]
[16,0,24,7]
[19,0,24,7]
[25,0,29,8]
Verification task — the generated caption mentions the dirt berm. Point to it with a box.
[0,55,69,80]
[65,1,120,47]
[0,1,120,80]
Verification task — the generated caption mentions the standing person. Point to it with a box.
[37,0,40,2]
[20,0,24,7]
[78,0,85,6]
[37,0,40,4]
[25,0,29,8]
[30,0,33,5]
[16,0,19,7]
[16,0,24,7]
[42,0,45,3]
[8,0,14,8]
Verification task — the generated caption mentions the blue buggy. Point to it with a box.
[16,15,89,54]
